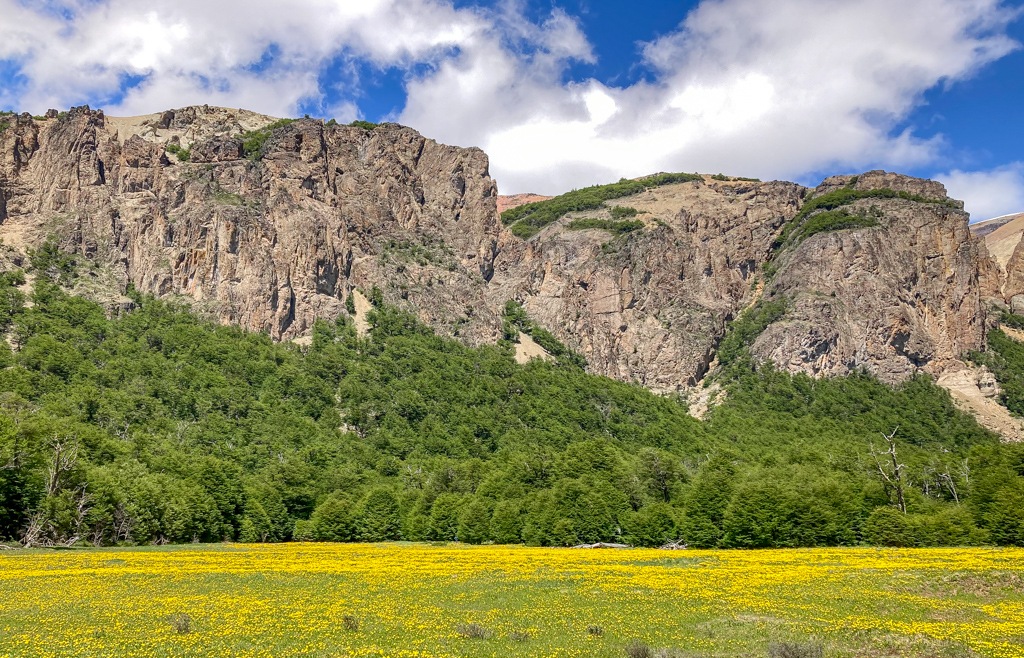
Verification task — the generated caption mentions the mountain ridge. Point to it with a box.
[0,104,1020,438]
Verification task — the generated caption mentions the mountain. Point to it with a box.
[0,105,1017,435]
[4,107,1024,551]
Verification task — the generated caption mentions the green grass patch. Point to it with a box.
[797,209,879,241]
[165,143,191,162]
[566,218,644,235]
[502,172,701,239]
[241,118,297,160]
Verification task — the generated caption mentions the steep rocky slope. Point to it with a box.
[0,105,1011,427]
[0,106,502,342]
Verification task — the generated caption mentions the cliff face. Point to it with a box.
[0,106,1002,398]
[752,171,994,383]
[0,106,502,342]
[487,178,805,389]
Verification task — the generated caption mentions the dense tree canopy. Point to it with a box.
[1,253,1022,549]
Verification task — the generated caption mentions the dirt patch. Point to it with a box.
[514,332,552,364]
[497,194,553,214]
[937,366,1021,442]
[1001,325,1024,343]
[352,290,372,338]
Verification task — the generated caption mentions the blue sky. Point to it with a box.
[2,0,1023,219]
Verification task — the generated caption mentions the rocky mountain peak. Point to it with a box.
[0,106,1017,436]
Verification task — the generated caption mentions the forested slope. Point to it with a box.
[1,248,1022,550]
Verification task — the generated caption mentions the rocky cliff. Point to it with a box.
[0,106,1008,417]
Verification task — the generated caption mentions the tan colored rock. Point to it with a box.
[753,174,988,384]
[0,105,502,342]
[487,178,805,389]
[0,108,1006,415]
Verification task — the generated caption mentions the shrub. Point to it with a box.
[169,612,192,635]
[241,118,296,160]
[626,503,678,547]
[609,205,639,219]
[567,218,644,235]
[797,209,878,242]
[164,143,190,162]
[587,625,605,637]
[510,630,530,642]
[768,641,824,658]
[348,120,379,131]
[457,623,493,639]
[502,172,701,238]
[341,614,359,631]
[863,507,917,547]
[625,640,653,658]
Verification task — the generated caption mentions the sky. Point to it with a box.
[1,0,1023,221]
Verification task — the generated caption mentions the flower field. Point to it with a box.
[0,544,1022,657]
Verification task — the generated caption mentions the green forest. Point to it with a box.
[1,247,1023,550]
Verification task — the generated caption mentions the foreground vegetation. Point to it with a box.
[1,244,1023,550]
[0,544,1020,658]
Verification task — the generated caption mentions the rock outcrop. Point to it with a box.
[0,106,1005,408]
[0,106,502,342]
[752,172,992,383]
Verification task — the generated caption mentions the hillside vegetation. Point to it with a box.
[0,248,1022,550]
[501,173,701,239]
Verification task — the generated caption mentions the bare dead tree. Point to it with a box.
[45,435,79,497]
[22,435,92,548]
[870,426,907,514]
[938,469,960,504]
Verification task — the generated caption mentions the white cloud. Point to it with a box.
[0,0,1019,198]
[401,0,1019,193]
[0,0,486,117]
[938,163,1024,222]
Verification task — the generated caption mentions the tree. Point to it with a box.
[680,457,736,548]
[428,494,463,541]
[457,498,491,544]
[312,496,354,541]
[722,480,797,548]
[626,503,677,547]
[489,501,523,544]
[356,488,402,541]
[870,427,907,514]
[984,483,1024,545]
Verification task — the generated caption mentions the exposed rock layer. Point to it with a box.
[0,106,1006,402]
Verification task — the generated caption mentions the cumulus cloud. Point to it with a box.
[0,0,486,116]
[938,163,1024,222]
[0,0,1019,198]
[402,0,1019,193]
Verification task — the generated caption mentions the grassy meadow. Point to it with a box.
[0,545,1022,658]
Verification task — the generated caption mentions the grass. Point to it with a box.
[0,544,1020,657]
